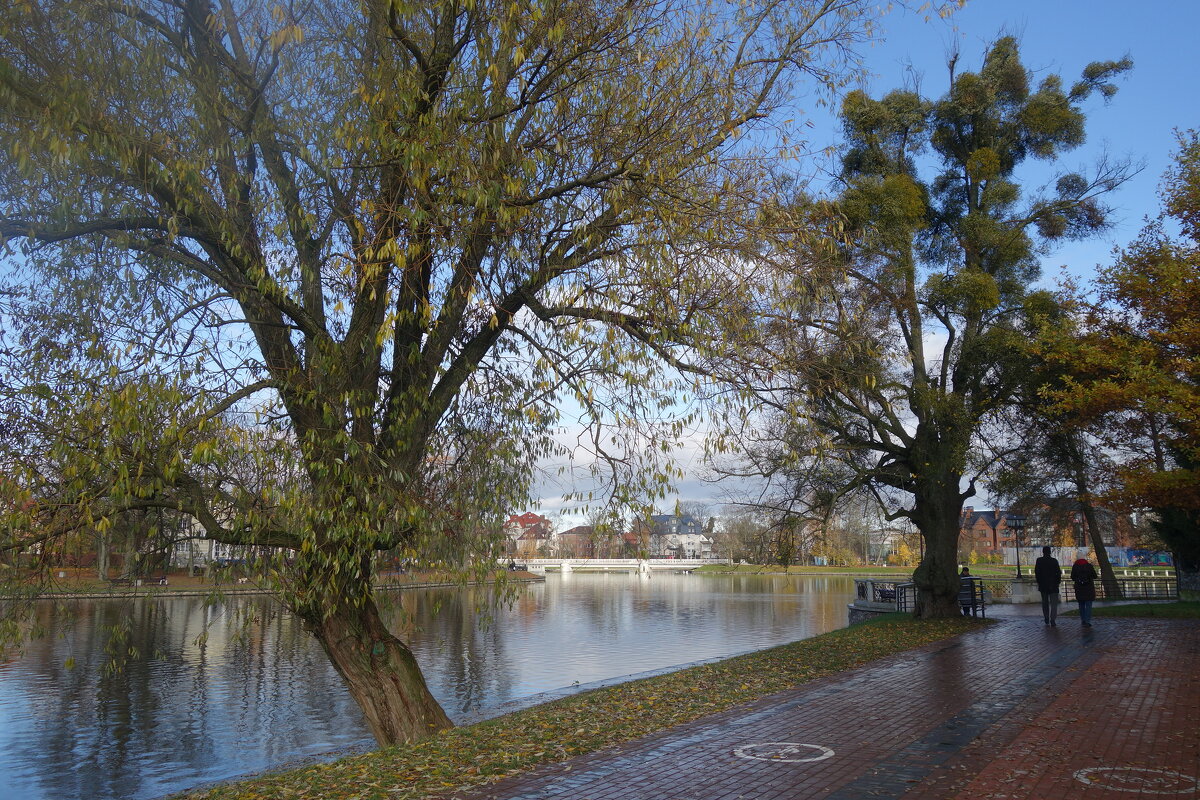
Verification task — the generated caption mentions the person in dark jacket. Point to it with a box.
[958,566,976,617]
[1071,558,1098,627]
[1034,546,1062,626]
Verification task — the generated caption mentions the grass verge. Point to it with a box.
[185,614,982,800]
[692,564,1014,578]
[693,564,911,575]
[1069,601,1200,619]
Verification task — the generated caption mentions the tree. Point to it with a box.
[890,538,917,567]
[1046,131,1200,597]
[714,37,1131,616]
[0,0,881,744]
[990,354,1126,598]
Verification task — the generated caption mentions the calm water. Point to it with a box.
[0,572,854,800]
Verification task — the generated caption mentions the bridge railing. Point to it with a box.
[518,557,729,570]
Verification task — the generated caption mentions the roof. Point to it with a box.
[508,512,551,526]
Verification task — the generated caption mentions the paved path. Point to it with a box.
[448,607,1199,799]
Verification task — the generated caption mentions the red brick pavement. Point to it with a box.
[445,613,1200,800]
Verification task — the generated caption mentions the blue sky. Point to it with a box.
[538,0,1200,524]
[812,0,1199,280]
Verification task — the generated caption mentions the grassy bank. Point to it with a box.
[184,614,981,800]
[1069,601,1200,619]
[693,563,1016,578]
[7,568,539,599]
[694,563,910,576]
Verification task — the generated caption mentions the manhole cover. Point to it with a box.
[1074,766,1199,794]
[733,742,834,763]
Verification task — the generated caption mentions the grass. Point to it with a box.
[693,563,1015,578]
[8,567,531,598]
[693,563,910,575]
[1068,601,1200,619]
[182,614,982,800]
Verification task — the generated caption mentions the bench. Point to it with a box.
[959,577,987,618]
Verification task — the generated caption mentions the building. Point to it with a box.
[959,500,1133,566]
[557,525,596,558]
[1021,499,1126,549]
[648,514,714,559]
[959,507,1019,553]
[504,512,555,557]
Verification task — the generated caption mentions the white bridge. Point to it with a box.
[519,558,727,574]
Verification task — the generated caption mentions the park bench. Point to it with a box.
[959,577,988,618]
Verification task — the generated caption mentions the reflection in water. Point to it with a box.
[0,573,854,800]
[0,596,365,800]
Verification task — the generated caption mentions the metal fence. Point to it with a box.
[980,579,1012,601]
[1059,576,1178,602]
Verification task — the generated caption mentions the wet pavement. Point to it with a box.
[447,604,1200,799]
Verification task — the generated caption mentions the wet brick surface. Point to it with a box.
[446,611,1199,800]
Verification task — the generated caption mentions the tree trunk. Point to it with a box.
[1149,480,1199,602]
[911,479,967,619]
[1079,499,1122,599]
[303,594,453,746]
[121,539,139,580]
[1177,556,1199,601]
[95,530,109,581]
[1067,439,1123,600]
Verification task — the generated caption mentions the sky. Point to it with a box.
[836,0,1197,274]
[534,0,1200,526]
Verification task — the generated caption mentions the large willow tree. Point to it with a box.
[0,0,878,744]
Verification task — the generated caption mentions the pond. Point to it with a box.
[0,572,855,800]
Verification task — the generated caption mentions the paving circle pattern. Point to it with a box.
[1073,766,1199,794]
[732,742,835,763]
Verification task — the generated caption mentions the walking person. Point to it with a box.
[1034,546,1062,626]
[1071,557,1098,627]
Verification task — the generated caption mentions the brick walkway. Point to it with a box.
[447,609,1200,800]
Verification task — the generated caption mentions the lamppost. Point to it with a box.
[1009,513,1027,578]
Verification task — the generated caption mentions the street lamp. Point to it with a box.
[1009,513,1026,577]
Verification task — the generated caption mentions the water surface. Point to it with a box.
[0,572,854,800]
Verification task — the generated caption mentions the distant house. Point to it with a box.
[504,512,555,557]
[648,514,714,559]
[621,527,646,557]
[1022,499,1127,549]
[556,525,596,558]
[959,500,1130,553]
[959,507,1017,552]
[166,514,278,571]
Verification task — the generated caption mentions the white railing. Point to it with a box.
[517,558,726,572]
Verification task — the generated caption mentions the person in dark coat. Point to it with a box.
[1071,557,1098,627]
[1034,546,1062,626]
[958,566,976,617]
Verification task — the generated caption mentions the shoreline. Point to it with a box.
[179,603,1192,800]
[10,573,544,602]
[176,614,983,800]
[160,646,785,800]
